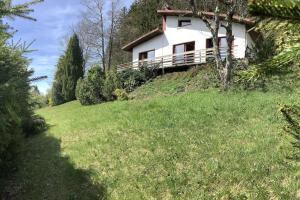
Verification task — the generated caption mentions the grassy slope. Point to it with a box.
[6,72,300,199]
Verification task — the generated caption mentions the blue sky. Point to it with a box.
[9,0,134,94]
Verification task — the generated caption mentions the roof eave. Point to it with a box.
[157,10,256,25]
[122,28,163,52]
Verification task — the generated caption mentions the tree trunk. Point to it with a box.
[212,32,224,78]
[100,12,106,72]
[222,23,234,90]
[107,1,115,72]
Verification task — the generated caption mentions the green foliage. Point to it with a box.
[76,66,106,105]
[0,0,44,174]
[114,89,129,101]
[249,0,300,20]
[130,67,220,100]
[103,72,121,101]
[29,86,48,109]
[52,34,84,105]
[118,69,148,92]
[240,1,300,88]
[51,81,64,106]
[281,105,300,161]
[0,44,29,169]
[247,33,277,64]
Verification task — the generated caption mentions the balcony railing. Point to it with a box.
[117,47,237,71]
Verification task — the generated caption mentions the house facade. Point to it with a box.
[120,10,256,70]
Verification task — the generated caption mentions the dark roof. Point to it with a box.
[122,28,163,51]
[157,9,256,25]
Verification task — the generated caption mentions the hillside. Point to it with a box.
[4,73,300,199]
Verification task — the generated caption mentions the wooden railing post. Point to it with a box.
[161,57,165,75]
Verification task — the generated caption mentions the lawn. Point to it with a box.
[4,73,300,199]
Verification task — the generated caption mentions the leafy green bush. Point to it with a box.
[118,68,150,92]
[103,72,121,101]
[76,66,106,105]
[140,64,159,80]
[114,89,129,101]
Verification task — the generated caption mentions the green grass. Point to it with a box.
[3,72,300,199]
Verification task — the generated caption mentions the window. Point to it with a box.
[139,50,155,61]
[173,41,195,64]
[178,19,191,27]
[206,37,234,59]
[206,37,228,48]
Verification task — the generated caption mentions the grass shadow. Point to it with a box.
[1,131,106,200]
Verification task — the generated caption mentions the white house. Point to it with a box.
[120,9,256,70]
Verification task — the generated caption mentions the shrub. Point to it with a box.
[103,72,121,101]
[76,66,106,105]
[140,64,158,80]
[23,115,48,137]
[114,89,129,101]
[118,69,149,92]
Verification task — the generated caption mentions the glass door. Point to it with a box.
[173,42,195,64]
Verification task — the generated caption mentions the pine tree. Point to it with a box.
[249,0,300,160]
[0,0,43,170]
[52,34,84,105]
[61,34,84,101]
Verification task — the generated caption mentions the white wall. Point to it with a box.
[132,16,251,66]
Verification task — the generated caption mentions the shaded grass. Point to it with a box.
[3,73,300,199]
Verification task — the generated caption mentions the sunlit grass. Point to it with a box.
[8,73,300,199]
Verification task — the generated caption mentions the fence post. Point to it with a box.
[161,58,165,75]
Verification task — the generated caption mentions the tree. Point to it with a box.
[62,34,84,101]
[249,0,300,20]
[76,0,108,72]
[0,0,43,170]
[189,0,248,90]
[52,34,84,105]
[249,0,300,160]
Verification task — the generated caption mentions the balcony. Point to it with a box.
[117,47,235,71]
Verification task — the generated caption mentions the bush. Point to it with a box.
[140,64,158,80]
[76,66,106,105]
[118,68,151,92]
[23,115,48,137]
[114,89,129,101]
[103,72,121,101]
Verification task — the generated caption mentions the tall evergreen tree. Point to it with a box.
[0,0,42,170]
[62,34,84,101]
[52,34,84,105]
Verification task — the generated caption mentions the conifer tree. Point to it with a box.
[0,0,43,170]
[61,34,84,101]
[52,34,84,105]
